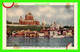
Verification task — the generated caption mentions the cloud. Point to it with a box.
[33,6,73,19]
[39,6,57,13]
[7,10,14,17]
[59,7,66,13]
[15,9,24,16]
[46,13,53,18]
[7,6,73,20]
[56,12,73,19]
[7,8,24,17]
[33,6,57,18]
[70,6,74,10]
[34,12,41,16]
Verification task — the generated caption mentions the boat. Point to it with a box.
[53,35,73,38]
[53,35,65,38]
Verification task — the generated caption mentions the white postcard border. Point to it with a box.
[2,2,78,50]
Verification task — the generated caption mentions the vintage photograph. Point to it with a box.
[3,3,77,49]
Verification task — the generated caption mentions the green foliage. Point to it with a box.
[63,26,74,29]
[13,22,19,24]
[7,26,43,32]
[59,27,63,29]
[7,21,12,24]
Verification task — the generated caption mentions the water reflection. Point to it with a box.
[7,36,74,47]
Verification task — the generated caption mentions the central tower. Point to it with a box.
[25,13,33,20]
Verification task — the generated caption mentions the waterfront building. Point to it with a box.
[38,33,44,36]
[50,31,54,37]
[54,31,58,36]
[44,30,49,36]
[63,31,67,36]
[39,30,44,36]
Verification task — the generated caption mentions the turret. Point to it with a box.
[25,13,33,20]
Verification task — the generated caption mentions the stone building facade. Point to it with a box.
[19,13,39,25]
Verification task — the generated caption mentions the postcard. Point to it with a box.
[2,2,77,50]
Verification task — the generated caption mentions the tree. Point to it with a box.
[7,21,12,24]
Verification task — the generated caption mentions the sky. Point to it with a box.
[7,5,74,26]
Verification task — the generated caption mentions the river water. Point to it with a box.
[7,36,74,47]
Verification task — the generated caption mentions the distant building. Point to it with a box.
[19,13,40,25]
[51,19,61,30]
[42,19,45,29]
